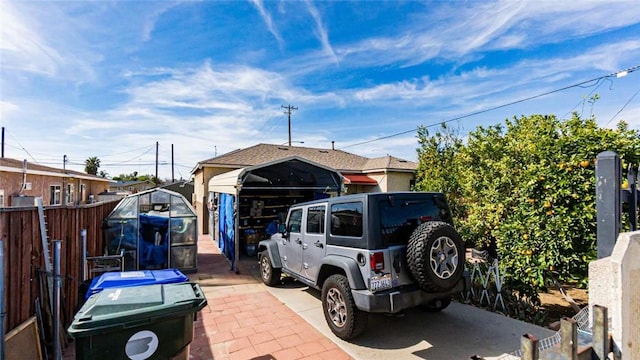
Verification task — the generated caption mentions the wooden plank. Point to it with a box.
[8,212,21,330]
[20,210,32,325]
[4,316,43,360]
[2,200,119,332]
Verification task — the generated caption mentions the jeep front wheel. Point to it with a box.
[259,251,281,286]
[321,274,367,340]
[407,221,464,292]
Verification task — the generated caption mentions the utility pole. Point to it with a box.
[281,104,298,146]
[155,141,159,186]
[62,155,67,206]
[171,144,175,183]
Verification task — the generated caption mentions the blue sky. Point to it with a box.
[1,1,639,180]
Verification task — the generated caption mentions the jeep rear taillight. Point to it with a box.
[420,215,432,222]
[370,252,384,271]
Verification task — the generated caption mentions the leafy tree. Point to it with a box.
[84,156,100,175]
[113,171,160,184]
[415,113,640,302]
[415,123,465,219]
[113,171,139,181]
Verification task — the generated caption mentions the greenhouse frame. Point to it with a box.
[103,187,198,273]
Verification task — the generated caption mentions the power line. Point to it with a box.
[94,144,157,158]
[604,85,640,127]
[561,77,606,119]
[4,131,39,163]
[340,65,640,150]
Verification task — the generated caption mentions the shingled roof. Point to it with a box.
[0,157,111,182]
[193,143,417,173]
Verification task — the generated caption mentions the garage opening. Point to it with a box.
[208,157,343,271]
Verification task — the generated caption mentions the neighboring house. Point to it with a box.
[159,181,194,204]
[191,143,417,234]
[0,157,111,207]
[109,180,156,194]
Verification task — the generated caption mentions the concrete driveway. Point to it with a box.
[262,277,555,360]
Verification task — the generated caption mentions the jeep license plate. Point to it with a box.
[370,274,392,292]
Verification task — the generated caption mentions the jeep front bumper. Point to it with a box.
[351,273,470,313]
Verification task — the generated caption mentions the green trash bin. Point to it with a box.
[67,282,207,360]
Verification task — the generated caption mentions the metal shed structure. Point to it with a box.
[208,157,343,271]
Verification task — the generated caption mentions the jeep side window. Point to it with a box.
[288,208,303,233]
[306,205,326,234]
[330,202,363,237]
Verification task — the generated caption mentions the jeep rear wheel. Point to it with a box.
[321,274,367,340]
[259,251,281,286]
[407,222,464,292]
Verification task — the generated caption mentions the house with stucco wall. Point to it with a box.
[0,157,111,207]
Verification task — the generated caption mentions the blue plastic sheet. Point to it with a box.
[218,193,236,269]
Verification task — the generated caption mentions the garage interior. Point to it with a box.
[209,157,344,271]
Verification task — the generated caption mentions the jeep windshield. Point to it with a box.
[379,193,452,246]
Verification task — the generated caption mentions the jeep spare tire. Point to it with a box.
[407,221,464,292]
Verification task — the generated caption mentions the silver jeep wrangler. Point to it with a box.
[258,191,468,340]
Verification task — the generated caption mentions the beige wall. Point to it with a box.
[385,172,415,192]
[366,171,413,192]
[344,184,380,194]
[193,166,239,234]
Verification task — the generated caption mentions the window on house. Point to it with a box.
[0,189,5,208]
[66,184,74,204]
[50,185,61,205]
[80,184,86,202]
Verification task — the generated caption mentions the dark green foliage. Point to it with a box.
[415,113,640,301]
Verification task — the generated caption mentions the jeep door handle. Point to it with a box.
[314,241,324,248]
[295,239,302,245]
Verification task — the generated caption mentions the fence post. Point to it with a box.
[592,305,609,360]
[596,151,622,258]
[81,229,87,281]
[0,240,5,360]
[521,334,539,360]
[560,317,578,359]
[53,240,62,360]
[624,165,638,231]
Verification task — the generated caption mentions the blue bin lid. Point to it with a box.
[87,269,188,300]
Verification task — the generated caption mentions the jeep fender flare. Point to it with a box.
[258,239,282,269]
[318,255,366,290]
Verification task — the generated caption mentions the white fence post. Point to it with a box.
[589,231,640,360]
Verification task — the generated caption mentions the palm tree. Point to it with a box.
[85,156,100,175]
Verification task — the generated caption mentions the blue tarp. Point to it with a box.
[218,193,235,269]
[139,213,169,268]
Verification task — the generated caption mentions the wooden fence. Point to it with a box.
[0,200,119,334]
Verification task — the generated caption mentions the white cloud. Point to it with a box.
[349,39,640,109]
[250,0,284,47]
[0,2,65,77]
[141,2,180,42]
[305,1,337,63]
[300,1,640,72]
